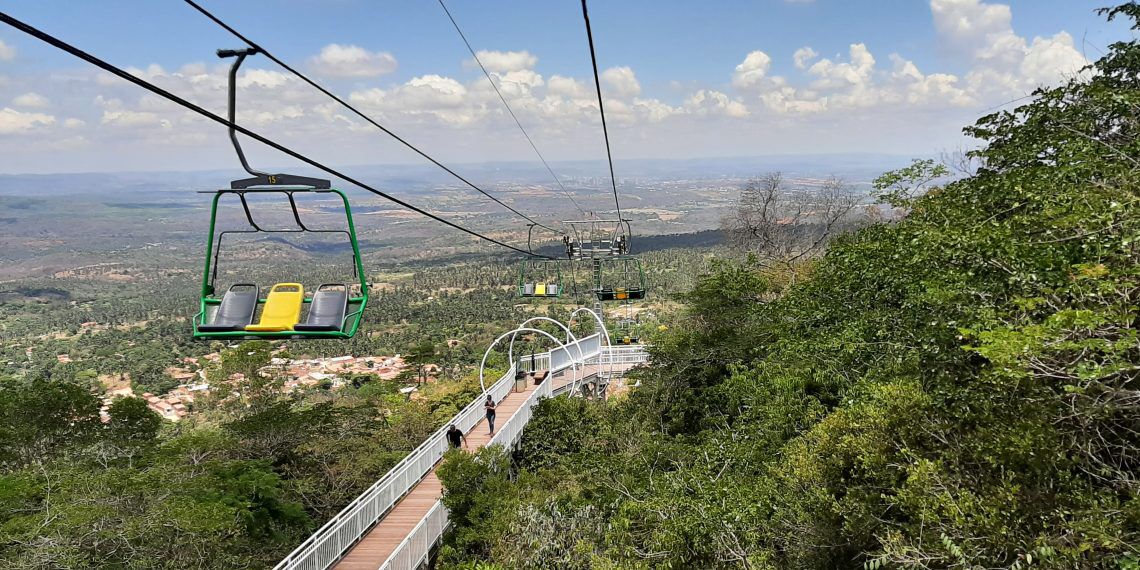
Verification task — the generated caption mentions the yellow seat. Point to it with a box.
[535,283,547,296]
[245,283,304,332]
[615,287,628,300]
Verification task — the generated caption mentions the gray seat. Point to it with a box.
[523,283,535,296]
[546,284,560,296]
[294,284,348,332]
[198,283,259,332]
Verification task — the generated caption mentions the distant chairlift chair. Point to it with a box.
[518,258,563,298]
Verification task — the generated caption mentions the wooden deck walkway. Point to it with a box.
[331,365,626,569]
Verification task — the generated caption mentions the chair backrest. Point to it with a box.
[210,284,258,326]
[304,285,348,328]
[257,283,304,326]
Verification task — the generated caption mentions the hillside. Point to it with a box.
[435,6,1140,569]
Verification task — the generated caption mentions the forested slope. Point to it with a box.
[438,6,1140,569]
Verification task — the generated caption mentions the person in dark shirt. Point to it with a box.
[484,395,497,435]
[446,424,466,449]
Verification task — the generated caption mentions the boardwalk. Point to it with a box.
[331,366,618,569]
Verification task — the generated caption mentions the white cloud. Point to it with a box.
[732,50,772,88]
[685,90,749,118]
[472,50,537,73]
[238,69,293,89]
[12,92,50,109]
[0,107,55,134]
[350,74,480,125]
[310,44,398,78]
[601,66,641,98]
[808,44,876,90]
[793,47,819,70]
[1019,32,1087,85]
[492,69,545,97]
[932,0,1087,95]
[632,98,680,122]
[101,109,171,129]
[931,0,1017,62]
[547,75,589,98]
[0,39,14,62]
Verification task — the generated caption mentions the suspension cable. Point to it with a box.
[436,0,586,217]
[0,11,552,259]
[181,0,560,234]
[580,0,623,224]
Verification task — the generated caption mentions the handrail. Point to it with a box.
[273,363,516,570]
[379,363,555,570]
[275,334,637,570]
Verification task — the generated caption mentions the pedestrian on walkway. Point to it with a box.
[484,395,497,435]
[446,424,466,449]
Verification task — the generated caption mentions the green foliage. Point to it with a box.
[437,445,516,561]
[440,6,1140,568]
[0,377,101,469]
[106,396,162,445]
[871,158,949,207]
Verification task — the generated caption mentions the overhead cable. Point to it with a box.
[436,0,586,216]
[182,0,560,234]
[0,11,551,259]
[579,0,623,223]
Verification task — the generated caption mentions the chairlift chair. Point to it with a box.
[193,47,368,340]
[594,255,647,302]
[562,218,631,260]
[517,258,564,298]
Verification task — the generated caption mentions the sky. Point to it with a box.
[0,0,1133,174]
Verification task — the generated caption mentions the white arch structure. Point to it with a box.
[570,306,614,386]
[507,316,581,364]
[478,327,578,396]
[507,316,593,394]
[569,307,611,348]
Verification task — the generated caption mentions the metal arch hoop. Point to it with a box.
[570,306,613,384]
[569,307,611,348]
[508,316,589,395]
[508,317,581,363]
[478,327,577,396]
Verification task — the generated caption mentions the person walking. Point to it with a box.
[484,395,497,435]
[446,424,466,449]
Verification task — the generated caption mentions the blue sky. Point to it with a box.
[0,0,1133,173]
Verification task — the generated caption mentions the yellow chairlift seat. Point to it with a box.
[535,283,547,296]
[246,283,304,332]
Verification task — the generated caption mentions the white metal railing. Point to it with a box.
[276,333,607,570]
[380,363,555,570]
[273,364,516,570]
[377,501,448,570]
[517,352,551,374]
[601,345,649,365]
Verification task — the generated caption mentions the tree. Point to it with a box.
[106,396,162,446]
[721,172,862,277]
[0,377,101,469]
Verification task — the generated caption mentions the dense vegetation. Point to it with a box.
[438,7,1140,569]
[0,214,710,567]
[0,339,502,568]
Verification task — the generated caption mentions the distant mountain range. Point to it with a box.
[0,153,923,197]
